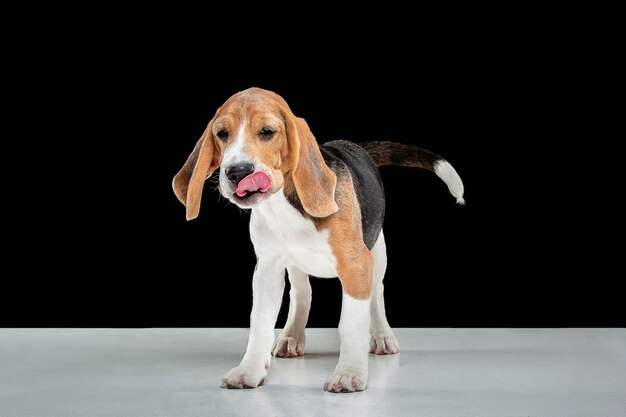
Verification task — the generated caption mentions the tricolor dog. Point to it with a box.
[172,87,464,393]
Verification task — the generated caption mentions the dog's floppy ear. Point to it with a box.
[285,114,338,218]
[172,119,221,220]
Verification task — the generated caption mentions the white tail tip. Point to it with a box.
[434,160,465,205]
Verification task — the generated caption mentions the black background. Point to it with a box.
[4,11,621,328]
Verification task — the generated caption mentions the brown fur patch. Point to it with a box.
[172,119,222,220]
[318,175,373,299]
[359,141,440,170]
[286,117,338,218]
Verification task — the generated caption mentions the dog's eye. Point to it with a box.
[259,128,275,140]
[216,129,229,140]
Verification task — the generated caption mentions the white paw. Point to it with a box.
[323,371,367,393]
[221,363,269,389]
[369,333,400,355]
[272,334,305,358]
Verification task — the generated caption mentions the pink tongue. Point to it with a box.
[236,171,271,197]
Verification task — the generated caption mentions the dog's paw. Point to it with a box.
[221,363,269,389]
[272,335,305,358]
[369,333,400,355]
[324,370,367,393]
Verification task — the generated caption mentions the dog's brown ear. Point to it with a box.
[286,115,338,218]
[172,119,221,220]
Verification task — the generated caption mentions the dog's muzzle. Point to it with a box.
[222,163,272,206]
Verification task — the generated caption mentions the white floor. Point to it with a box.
[0,328,624,417]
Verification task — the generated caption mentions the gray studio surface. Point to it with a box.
[1,328,624,417]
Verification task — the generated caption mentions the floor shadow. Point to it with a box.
[274,352,339,360]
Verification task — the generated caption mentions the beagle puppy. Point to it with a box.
[172,87,464,393]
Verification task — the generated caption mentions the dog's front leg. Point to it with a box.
[221,258,285,389]
[324,293,371,393]
[324,250,373,393]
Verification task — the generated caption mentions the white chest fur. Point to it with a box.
[250,191,337,278]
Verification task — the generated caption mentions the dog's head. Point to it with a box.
[172,87,338,220]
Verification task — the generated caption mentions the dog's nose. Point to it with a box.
[225,162,255,184]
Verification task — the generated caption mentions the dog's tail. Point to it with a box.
[360,141,465,205]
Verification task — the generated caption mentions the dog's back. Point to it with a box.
[317,140,465,249]
[320,140,386,249]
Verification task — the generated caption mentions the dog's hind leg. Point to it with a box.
[272,266,311,358]
[369,230,400,354]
